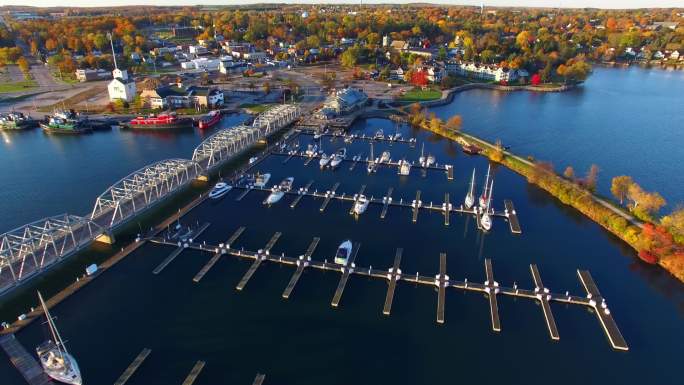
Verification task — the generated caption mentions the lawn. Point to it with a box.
[0,80,37,93]
[399,87,442,101]
[238,103,272,113]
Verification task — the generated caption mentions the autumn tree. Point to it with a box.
[17,56,30,75]
[491,139,505,163]
[627,183,666,220]
[611,175,634,205]
[563,166,575,180]
[661,207,684,244]
[445,115,462,132]
[584,164,599,192]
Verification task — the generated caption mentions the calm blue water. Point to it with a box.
[431,66,684,207]
[0,69,683,385]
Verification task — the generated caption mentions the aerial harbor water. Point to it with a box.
[1,68,683,385]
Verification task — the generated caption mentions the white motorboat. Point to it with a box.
[353,194,370,215]
[209,182,232,199]
[479,164,491,207]
[480,180,494,231]
[254,173,272,188]
[380,151,391,163]
[374,129,384,140]
[330,148,346,168]
[398,160,411,176]
[265,177,294,205]
[464,168,476,209]
[319,153,331,168]
[36,291,82,385]
[367,142,376,173]
[334,240,354,265]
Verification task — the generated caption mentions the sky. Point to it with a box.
[0,0,681,9]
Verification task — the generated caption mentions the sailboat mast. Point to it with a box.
[38,291,68,357]
[486,179,494,210]
[469,168,476,196]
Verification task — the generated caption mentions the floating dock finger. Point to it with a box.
[530,264,559,340]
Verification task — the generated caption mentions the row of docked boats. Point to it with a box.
[464,164,496,231]
[0,111,35,130]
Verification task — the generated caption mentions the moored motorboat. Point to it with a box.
[254,173,272,188]
[209,182,232,199]
[334,240,353,265]
[197,110,222,129]
[330,147,346,168]
[353,195,369,215]
[0,111,33,130]
[398,159,411,175]
[367,142,376,173]
[36,291,82,385]
[265,177,294,205]
[380,151,391,163]
[40,110,91,135]
[374,129,384,140]
[319,153,331,168]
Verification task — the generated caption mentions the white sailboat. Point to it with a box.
[36,291,82,385]
[464,168,476,209]
[480,180,494,231]
[367,142,376,173]
[330,148,346,168]
[419,143,426,165]
[479,164,491,207]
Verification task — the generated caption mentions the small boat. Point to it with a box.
[479,164,491,207]
[168,222,193,240]
[254,173,272,188]
[249,157,258,164]
[480,180,494,231]
[334,240,353,265]
[40,110,91,135]
[462,143,482,155]
[380,151,391,163]
[122,112,192,130]
[313,131,322,139]
[464,168,476,209]
[0,111,33,130]
[426,154,435,167]
[418,143,426,165]
[344,135,353,143]
[330,148,346,168]
[319,153,331,168]
[209,182,232,199]
[353,195,369,215]
[374,129,384,140]
[398,160,411,176]
[393,132,402,140]
[265,177,294,205]
[36,291,82,385]
[197,110,222,129]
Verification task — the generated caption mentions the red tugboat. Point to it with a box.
[197,110,222,129]
[122,112,192,130]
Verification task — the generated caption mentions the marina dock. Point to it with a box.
[181,361,206,385]
[290,180,313,208]
[319,182,340,212]
[382,248,403,315]
[193,227,246,283]
[380,187,394,219]
[412,190,421,223]
[147,230,628,350]
[504,200,522,234]
[236,232,282,291]
[282,237,320,299]
[113,348,151,385]
[152,222,210,275]
[0,334,54,385]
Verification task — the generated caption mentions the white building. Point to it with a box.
[315,88,368,119]
[107,68,136,102]
[446,61,519,82]
[189,45,208,56]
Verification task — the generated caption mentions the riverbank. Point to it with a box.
[417,120,684,283]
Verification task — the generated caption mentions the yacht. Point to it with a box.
[398,160,411,176]
[374,129,384,140]
[464,168,476,209]
[209,182,232,199]
[353,195,370,215]
[334,240,354,265]
[330,148,346,168]
[36,291,82,385]
[380,151,391,163]
[254,173,272,188]
[480,180,494,231]
[479,164,491,207]
[265,177,294,205]
[319,153,331,168]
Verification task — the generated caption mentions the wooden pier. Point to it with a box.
[443,193,450,226]
[193,227,245,283]
[504,200,522,234]
[282,237,320,299]
[290,180,313,208]
[0,334,54,385]
[412,190,422,223]
[113,348,151,385]
[319,182,340,212]
[331,243,361,308]
[147,231,628,350]
[236,232,281,291]
[383,248,403,316]
[181,360,205,385]
[530,264,560,340]
[236,187,253,201]
[380,187,393,219]
[484,259,501,332]
[152,223,210,275]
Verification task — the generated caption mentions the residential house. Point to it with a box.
[75,68,111,82]
[187,86,224,108]
[446,61,519,82]
[140,85,189,109]
[107,68,136,102]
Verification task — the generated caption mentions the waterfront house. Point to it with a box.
[140,85,189,109]
[187,87,224,109]
[107,68,136,103]
[446,61,519,82]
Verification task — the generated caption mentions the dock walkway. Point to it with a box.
[0,334,54,385]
